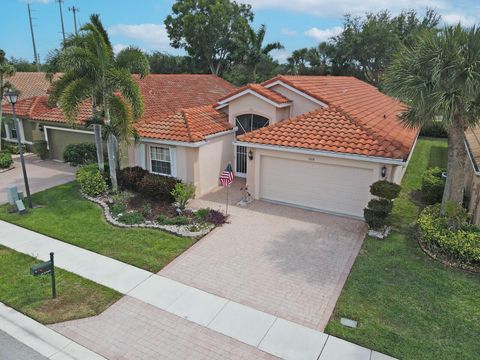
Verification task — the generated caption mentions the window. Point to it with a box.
[3,124,17,140]
[10,126,17,139]
[150,146,172,176]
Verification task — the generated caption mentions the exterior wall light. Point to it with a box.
[248,150,253,160]
[381,165,387,178]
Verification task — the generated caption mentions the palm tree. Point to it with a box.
[0,50,16,151]
[385,25,480,210]
[47,14,149,190]
[243,25,283,83]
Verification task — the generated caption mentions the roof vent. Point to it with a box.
[383,114,387,119]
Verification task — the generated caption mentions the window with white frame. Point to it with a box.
[3,123,17,140]
[150,146,172,176]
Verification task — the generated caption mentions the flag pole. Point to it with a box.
[226,184,229,215]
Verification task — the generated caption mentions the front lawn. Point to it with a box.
[0,182,195,272]
[326,138,480,360]
[0,245,121,324]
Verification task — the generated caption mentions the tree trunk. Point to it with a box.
[441,118,467,210]
[104,107,118,191]
[93,124,104,172]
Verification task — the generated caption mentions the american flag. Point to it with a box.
[219,163,234,187]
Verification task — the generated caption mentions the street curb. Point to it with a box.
[0,302,106,360]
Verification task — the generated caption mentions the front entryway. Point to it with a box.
[235,114,269,176]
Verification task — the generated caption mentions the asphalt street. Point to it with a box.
[0,330,47,360]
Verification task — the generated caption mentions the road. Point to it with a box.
[0,330,47,360]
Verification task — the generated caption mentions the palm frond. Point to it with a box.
[106,68,144,119]
[58,78,92,124]
[106,95,136,144]
[115,46,150,78]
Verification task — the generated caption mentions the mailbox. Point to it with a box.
[30,261,52,276]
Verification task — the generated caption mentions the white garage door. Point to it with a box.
[260,156,374,217]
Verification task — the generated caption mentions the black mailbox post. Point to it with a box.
[30,252,56,298]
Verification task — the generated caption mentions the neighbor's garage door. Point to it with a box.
[259,156,374,217]
[47,128,95,161]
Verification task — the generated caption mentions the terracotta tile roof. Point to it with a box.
[254,75,418,159]
[238,106,412,159]
[216,83,291,105]
[136,105,232,142]
[2,72,60,104]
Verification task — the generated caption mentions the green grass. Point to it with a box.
[0,245,121,324]
[0,182,195,272]
[326,138,480,360]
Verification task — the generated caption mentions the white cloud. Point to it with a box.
[270,49,291,63]
[281,28,297,36]
[305,26,342,42]
[112,44,128,55]
[108,24,172,51]
[442,12,477,26]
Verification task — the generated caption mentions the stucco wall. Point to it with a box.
[197,133,235,195]
[227,93,287,126]
[269,84,321,117]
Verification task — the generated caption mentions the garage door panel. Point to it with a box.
[48,129,95,161]
[260,156,373,217]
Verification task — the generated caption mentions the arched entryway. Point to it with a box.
[235,114,269,176]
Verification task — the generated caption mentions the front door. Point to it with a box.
[235,114,269,177]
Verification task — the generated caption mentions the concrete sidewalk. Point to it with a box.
[0,302,105,360]
[0,220,396,360]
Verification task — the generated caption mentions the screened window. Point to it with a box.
[10,126,17,139]
[150,146,171,175]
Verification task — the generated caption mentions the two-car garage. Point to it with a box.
[247,149,383,218]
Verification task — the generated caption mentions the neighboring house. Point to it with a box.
[465,128,480,224]
[3,73,418,219]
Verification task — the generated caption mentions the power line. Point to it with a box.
[56,0,66,43]
[27,3,41,71]
[68,5,79,35]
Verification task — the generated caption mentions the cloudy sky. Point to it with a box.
[2,0,479,64]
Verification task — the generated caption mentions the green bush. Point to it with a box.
[171,182,196,209]
[370,180,402,200]
[111,204,126,217]
[118,211,145,225]
[0,152,13,169]
[195,208,211,221]
[418,204,480,264]
[421,167,446,205]
[117,166,148,192]
[63,143,97,166]
[76,164,108,196]
[157,214,190,226]
[32,140,49,160]
[138,173,181,202]
[1,142,25,155]
[420,122,448,138]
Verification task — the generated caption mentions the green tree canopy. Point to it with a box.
[385,25,480,208]
[165,0,254,75]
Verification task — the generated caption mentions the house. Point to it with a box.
[3,73,418,219]
[464,128,480,224]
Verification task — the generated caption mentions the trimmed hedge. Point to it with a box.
[0,152,13,169]
[420,123,448,138]
[76,164,108,196]
[117,166,148,192]
[421,167,446,205]
[370,180,402,200]
[63,143,97,166]
[138,173,181,202]
[418,204,480,264]
[364,180,401,231]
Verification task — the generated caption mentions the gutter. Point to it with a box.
[233,141,407,166]
[139,128,236,147]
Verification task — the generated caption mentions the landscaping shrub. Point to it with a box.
[76,164,108,196]
[157,214,190,226]
[0,152,13,169]
[420,123,448,138]
[195,208,211,221]
[138,173,181,202]
[421,167,446,205]
[364,180,401,231]
[118,211,145,225]
[32,140,49,160]
[1,142,25,155]
[418,204,480,264]
[204,209,229,226]
[63,143,97,166]
[171,182,196,209]
[117,166,148,192]
[370,180,402,200]
[111,204,126,217]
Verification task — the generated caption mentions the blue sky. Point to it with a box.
[1,0,479,64]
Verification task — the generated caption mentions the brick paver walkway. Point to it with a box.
[51,297,276,360]
[161,180,367,331]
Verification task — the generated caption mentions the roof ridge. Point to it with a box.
[180,108,204,142]
[262,76,331,105]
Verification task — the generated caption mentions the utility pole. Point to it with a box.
[27,3,41,71]
[56,0,66,43]
[68,6,79,35]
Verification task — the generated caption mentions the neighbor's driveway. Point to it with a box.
[161,180,367,331]
[0,154,76,204]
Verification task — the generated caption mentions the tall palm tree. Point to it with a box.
[385,25,480,210]
[243,25,283,83]
[0,50,16,151]
[47,14,149,190]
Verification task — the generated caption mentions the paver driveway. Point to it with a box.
[0,154,75,204]
[161,180,367,331]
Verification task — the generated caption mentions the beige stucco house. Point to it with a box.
[3,73,418,219]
